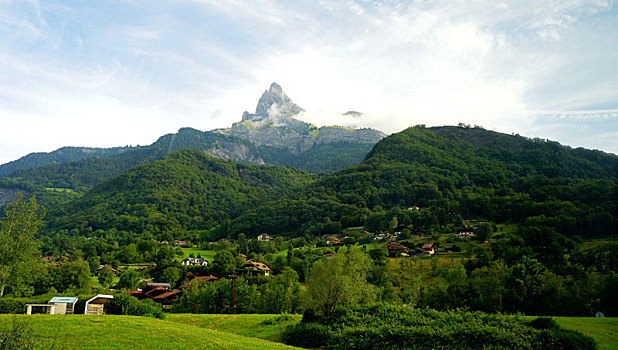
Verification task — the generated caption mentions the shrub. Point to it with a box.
[282,322,333,348]
[106,294,165,319]
[0,300,25,314]
[530,317,558,330]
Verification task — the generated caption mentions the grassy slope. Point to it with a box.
[165,313,302,342]
[0,314,299,350]
[554,317,618,350]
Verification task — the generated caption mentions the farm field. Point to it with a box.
[0,314,299,350]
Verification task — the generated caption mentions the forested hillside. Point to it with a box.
[0,146,132,177]
[44,150,314,244]
[224,125,617,238]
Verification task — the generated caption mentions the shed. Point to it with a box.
[84,294,114,315]
[48,297,78,315]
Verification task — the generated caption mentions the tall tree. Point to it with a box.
[0,194,45,297]
[305,246,376,315]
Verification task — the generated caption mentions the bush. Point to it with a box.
[106,294,165,319]
[282,322,333,348]
[538,328,597,350]
[0,300,25,314]
[530,317,558,330]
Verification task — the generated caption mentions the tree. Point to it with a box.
[212,250,237,277]
[117,269,142,290]
[305,246,376,315]
[0,195,45,297]
[98,265,115,289]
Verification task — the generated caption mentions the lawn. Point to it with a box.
[180,247,215,261]
[0,314,299,350]
[554,317,618,350]
[165,313,302,342]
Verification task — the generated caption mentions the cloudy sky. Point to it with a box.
[1,0,617,164]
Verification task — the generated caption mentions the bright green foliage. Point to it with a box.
[116,270,142,290]
[304,246,376,315]
[283,304,597,349]
[0,195,45,297]
[97,265,115,289]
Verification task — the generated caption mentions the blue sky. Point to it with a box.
[1,0,617,164]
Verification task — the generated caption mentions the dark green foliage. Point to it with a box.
[45,150,313,238]
[0,146,132,177]
[281,322,333,348]
[0,299,25,314]
[283,304,597,349]
[106,294,165,319]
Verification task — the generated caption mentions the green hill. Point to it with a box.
[224,125,618,238]
[45,149,314,240]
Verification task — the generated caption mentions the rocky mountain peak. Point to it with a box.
[243,82,304,121]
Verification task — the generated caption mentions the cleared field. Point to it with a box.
[554,317,618,350]
[180,247,215,261]
[165,313,302,342]
[0,314,299,350]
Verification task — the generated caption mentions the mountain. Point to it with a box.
[46,149,314,239]
[223,125,618,238]
[0,146,132,177]
[0,83,385,207]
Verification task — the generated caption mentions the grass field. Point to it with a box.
[180,247,215,261]
[165,313,302,342]
[0,314,299,350]
[554,317,618,350]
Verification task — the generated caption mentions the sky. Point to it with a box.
[1,0,617,164]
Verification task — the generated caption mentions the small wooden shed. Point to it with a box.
[48,297,78,314]
[84,294,114,315]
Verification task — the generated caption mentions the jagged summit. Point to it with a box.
[242,82,304,121]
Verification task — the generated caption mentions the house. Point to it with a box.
[322,251,335,258]
[383,242,409,257]
[152,290,182,306]
[242,261,271,277]
[180,257,209,266]
[325,236,341,245]
[454,230,475,239]
[84,294,113,315]
[128,290,148,300]
[48,296,78,314]
[143,282,172,298]
[422,243,435,255]
[179,275,219,289]
[257,233,273,242]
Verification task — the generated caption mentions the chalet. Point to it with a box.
[239,253,247,260]
[180,257,209,266]
[179,275,219,289]
[152,290,182,306]
[84,294,113,315]
[173,240,187,245]
[422,243,435,255]
[322,251,335,258]
[143,282,172,298]
[383,242,409,257]
[128,290,148,300]
[257,233,273,242]
[242,261,271,277]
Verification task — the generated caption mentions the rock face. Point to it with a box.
[223,83,385,155]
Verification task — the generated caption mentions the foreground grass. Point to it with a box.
[554,317,618,350]
[165,313,302,342]
[0,314,298,350]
